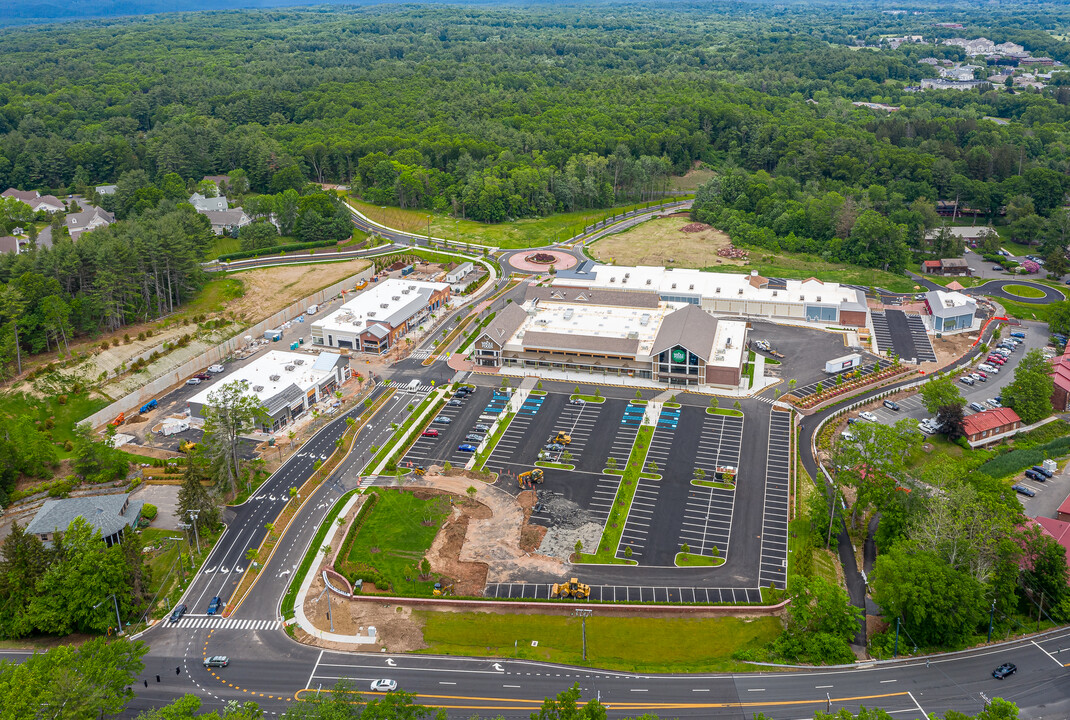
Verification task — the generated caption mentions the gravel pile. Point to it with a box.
[532,494,605,559]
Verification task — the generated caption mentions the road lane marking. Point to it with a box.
[305,650,324,690]
[879,679,896,683]
[630,689,647,692]
[747,688,765,692]
[440,682,456,685]
[815,685,833,689]
[691,689,709,692]
[909,691,928,718]
[1032,640,1067,668]
[503,685,520,688]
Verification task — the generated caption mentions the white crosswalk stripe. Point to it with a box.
[172,617,281,630]
[408,350,432,360]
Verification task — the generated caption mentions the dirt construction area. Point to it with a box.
[223,259,372,323]
[590,215,744,269]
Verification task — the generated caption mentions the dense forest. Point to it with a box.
[0,2,1069,358]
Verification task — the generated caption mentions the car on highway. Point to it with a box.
[992,663,1017,679]
[1011,485,1035,498]
[1024,469,1046,482]
[169,604,187,623]
[960,376,975,386]
[186,378,202,385]
[206,596,222,615]
[421,429,439,437]
[883,400,900,411]
[473,423,490,432]
[968,402,986,413]
[203,655,229,668]
[457,443,477,453]
[208,364,225,373]
[464,433,485,442]
[859,411,878,422]
[432,416,452,424]
[370,679,397,692]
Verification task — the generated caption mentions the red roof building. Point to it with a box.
[1050,346,1070,413]
[962,407,1021,447]
[1057,492,1070,523]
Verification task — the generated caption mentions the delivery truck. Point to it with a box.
[824,354,862,374]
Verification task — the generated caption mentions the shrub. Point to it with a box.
[141,503,158,521]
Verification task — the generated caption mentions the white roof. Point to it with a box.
[313,278,448,335]
[710,320,747,369]
[188,350,341,407]
[924,226,997,240]
[926,289,977,315]
[510,301,674,357]
[554,265,865,308]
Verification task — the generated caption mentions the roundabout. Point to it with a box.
[966,279,1065,304]
[500,247,581,274]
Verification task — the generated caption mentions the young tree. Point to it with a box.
[201,381,268,494]
[177,457,219,531]
[937,402,967,440]
[1002,349,1055,424]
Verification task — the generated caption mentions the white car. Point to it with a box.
[207,364,225,373]
[859,411,878,422]
[370,679,397,692]
[842,430,856,441]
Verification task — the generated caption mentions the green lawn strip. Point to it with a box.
[629,399,648,405]
[569,394,605,403]
[998,238,1034,256]
[675,552,725,567]
[1001,283,1048,299]
[281,489,358,619]
[994,297,1061,323]
[366,392,447,473]
[691,479,735,490]
[706,407,744,417]
[529,390,547,396]
[414,612,780,673]
[336,489,448,595]
[472,411,516,472]
[535,461,575,470]
[456,312,497,353]
[708,250,917,293]
[576,424,655,564]
[745,351,756,388]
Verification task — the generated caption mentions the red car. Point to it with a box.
[194,372,211,380]
[987,356,1005,365]
[421,429,439,438]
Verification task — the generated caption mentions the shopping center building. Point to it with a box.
[471,286,748,388]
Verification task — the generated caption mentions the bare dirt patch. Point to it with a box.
[225,259,371,323]
[300,574,429,653]
[591,216,743,269]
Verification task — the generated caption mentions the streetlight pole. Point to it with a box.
[574,609,592,661]
[94,594,123,636]
[188,510,201,554]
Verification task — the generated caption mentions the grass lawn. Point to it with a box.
[569,394,605,403]
[346,197,690,250]
[535,461,575,470]
[139,524,221,621]
[707,407,744,417]
[692,479,735,490]
[718,249,917,293]
[204,235,241,259]
[415,612,781,673]
[921,273,985,288]
[1002,283,1048,299]
[0,392,109,457]
[176,276,245,318]
[997,297,1066,324]
[340,489,448,595]
[675,552,725,567]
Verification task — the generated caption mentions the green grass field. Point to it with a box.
[415,612,781,672]
[1002,283,1049,299]
[998,297,1067,323]
[346,197,690,250]
[341,489,447,594]
[0,392,109,457]
[706,249,917,292]
[175,276,244,319]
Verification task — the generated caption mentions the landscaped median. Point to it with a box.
[225,387,396,616]
[364,388,448,475]
[471,410,516,473]
[575,422,656,565]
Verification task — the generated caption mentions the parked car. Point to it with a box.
[1024,470,1046,482]
[370,679,398,692]
[194,372,211,381]
[421,429,439,437]
[883,400,900,411]
[473,424,490,432]
[544,443,565,452]
[917,421,935,435]
[846,417,859,425]
[841,430,856,441]
[457,444,477,453]
[960,376,975,386]
[169,604,187,623]
[464,433,485,442]
[186,378,202,385]
[859,411,878,422]
[1010,331,1026,339]
[207,364,225,373]
[992,663,1017,679]
[975,369,989,379]
[1011,485,1036,498]
[991,265,1003,272]
[455,387,473,396]
[446,399,463,406]
[569,398,586,406]
[432,416,452,424]
[203,655,229,668]
[986,399,1002,408]
[1031,465,1054,479]
[968,402,986,413]
[206,596,222,615]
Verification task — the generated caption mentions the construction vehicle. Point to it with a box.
[551,577,591,600]
[518,468,544,488]
[433,582,455,596]
[139,399,158,414]
[412,466,426,476]
[770,349,785,359]
[180,441,198,453]
[552,431,572,445]
[110,412,125,427]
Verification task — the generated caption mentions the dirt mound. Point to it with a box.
[680,222,711,233]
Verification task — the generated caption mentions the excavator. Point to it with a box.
[518,468,544,488]
[552,431,572,445]
[433,581,454,596]
[551,577,591,599]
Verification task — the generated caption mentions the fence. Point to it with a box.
[82,266,374,429]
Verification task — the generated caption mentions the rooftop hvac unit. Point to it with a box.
[725,337,732,348]
[816,296,822,302]
[715,287,721,294]
[646,278,652,285]
[253,385,264,392]
[772,291,778,297]
[270,374,280,381]
[689,284,694,290]
[368,311,376,317]
[640,314,650,326]
[294,359,304,365]
[402,289,410,294]
[408,284,416,290]
[738,288,744,295]
[624,272,630,278]
[800,295,805,301]
[627,331,639,339]
[563,309,574,320]
[285,365,295,371]
[671,283,677,289]
[380,303,389,309]
[609,277,616,283]
[392,296,400,301]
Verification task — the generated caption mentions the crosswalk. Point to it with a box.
[169,617,283,630]
[409,349,432,360]
[401,382,435,393]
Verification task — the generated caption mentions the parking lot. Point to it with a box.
[870,309,937,363]
[402,386,498,468]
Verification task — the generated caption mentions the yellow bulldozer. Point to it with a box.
[551,577,590,600]
[518,468,544,488]
[433,582,454,596]
[553,431,572,445]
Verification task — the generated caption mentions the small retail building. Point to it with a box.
[922,258,972,276]
[25,493,143,547]
[553,264,869,327]
[924,290,978,333]
[311,278,450,354]
[187,351,351,433]
[471,286,748,388]
[961,407,1022,447]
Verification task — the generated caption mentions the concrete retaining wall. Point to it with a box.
[82,266,374,429]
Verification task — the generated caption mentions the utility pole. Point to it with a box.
[188,510,201,554]
[1037,591,1045,631]
[987,599,996,642]
[574,609,593,661]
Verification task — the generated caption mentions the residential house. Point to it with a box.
[961,408,1022,448]
[920,79,986,91]
[1,188,65,213]
[25,493,143,547]
[189,192,229,213]
[0,236,19,255]
[1049,345,1070,412]
[924,225,996,244]
[921,258,972,276]
[203,209,251,236]
[65,206,115,239]
[96,184,118,196]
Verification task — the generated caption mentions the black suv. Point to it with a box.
[169,604,188,623]
[1031,465,1054,479]
[992,662,1016,679]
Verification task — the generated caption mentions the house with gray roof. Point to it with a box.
[66,205,115,239]
[189,192,229,213]
[203,209,251,236]
[25,493,143,547]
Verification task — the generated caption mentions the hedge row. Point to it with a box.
[281,488,358,619]
[218,239,339,262]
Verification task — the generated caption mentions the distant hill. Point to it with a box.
[0,0,391,26]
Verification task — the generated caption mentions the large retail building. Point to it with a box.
[472,286,748,388]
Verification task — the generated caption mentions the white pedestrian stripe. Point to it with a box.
[172,617,281,630]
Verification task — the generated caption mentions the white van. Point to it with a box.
[405,379,420,393]
[306,304,319,315]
